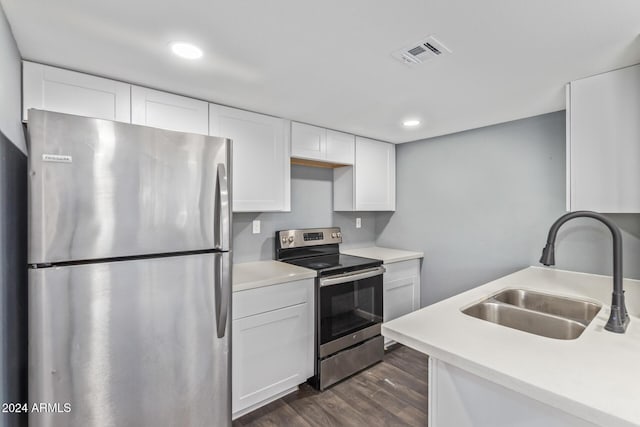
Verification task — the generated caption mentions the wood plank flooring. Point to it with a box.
[233,345,429,427]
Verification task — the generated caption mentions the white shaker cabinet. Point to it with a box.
[334,137,396,211]
[131,86,208,135]
[23,61,131,122]
[291,122,326,160]
[383,259,420,348]
[326,129,355,164]
[232,279,314,419]
[291,122,354,165]
[210,104,291,212]
[567,64,640,212]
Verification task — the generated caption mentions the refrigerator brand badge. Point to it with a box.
[42,154,72,163]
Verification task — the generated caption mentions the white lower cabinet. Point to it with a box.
[383,259,421,347]
[232,279,314,419]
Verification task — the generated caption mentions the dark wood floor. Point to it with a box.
[233,345,429,427]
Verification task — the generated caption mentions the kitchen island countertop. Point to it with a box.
[383,267,640,427]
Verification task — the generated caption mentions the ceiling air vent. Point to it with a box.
[392,35,452,66]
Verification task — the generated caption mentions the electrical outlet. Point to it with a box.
[252,220,261,234]
[356,217,362,229]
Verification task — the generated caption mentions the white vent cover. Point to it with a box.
[392,35,452,66]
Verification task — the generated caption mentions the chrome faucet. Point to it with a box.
[540,211,629,333]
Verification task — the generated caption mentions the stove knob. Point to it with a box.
[281,236,287,244]
[336,232,342,238]
[331,232,337,238]
[288,236,295,243]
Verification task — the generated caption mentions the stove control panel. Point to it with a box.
[303,232,324,241]
[276,227,342,249]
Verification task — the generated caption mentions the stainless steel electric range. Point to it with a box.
[275,227,385,390]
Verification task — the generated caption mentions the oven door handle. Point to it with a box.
[319,266,386,287]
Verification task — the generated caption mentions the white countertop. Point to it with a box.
[383,267,640,427]
[233,260,316,292]
[341,246,423,264]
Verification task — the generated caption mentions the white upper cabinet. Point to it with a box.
[291,122,354,165]
[209,104,291,212]
[131,86,209,135]
[326,129,355,164]
[23,61,131,122]
[291,122,325,160]
[567,64,640,213]
[334,137,395,211]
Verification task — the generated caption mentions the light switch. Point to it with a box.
[252,220,261,234]
[356,217,362,229]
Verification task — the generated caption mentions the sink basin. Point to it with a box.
[461,289,602,340]
[493,289,601,324]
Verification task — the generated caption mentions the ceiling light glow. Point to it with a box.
[170,42,203,60]
[402,119,421,127]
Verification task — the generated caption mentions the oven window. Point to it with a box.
[319,273,383,345]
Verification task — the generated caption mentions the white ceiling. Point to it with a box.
[2,0,640,143]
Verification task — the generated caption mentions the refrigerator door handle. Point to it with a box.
[215,252,230,338]
[214,163,231,251]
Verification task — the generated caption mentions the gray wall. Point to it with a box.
[0,4,26,427]
[233,165,377,262]
[376,111,640,307]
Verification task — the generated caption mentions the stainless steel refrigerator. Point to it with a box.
[27,110,232,427]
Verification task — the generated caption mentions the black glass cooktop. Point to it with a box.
[284,254,381,276]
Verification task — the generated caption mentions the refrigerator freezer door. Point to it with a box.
[28,252,231,427]
[27,109,232,264]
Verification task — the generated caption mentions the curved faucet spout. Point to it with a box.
[540,210,629,333]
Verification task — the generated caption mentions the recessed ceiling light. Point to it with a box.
[170,42,203,60]
[402,119,421,127]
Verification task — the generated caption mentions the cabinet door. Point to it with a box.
[23,61,130,122]
[291,121,326,160]
[210,104,290,212]
[232,302,311,416]
[384,260,420,322]
[384,276,419,321]
[383,259,420,347]
[326,129,355,165]
[568,65,640,212]
[355,137,396,211]
[429,359,598,427]
[131,86,208,135]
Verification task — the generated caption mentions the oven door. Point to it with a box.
[318,267,384,356]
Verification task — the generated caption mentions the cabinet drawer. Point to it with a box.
[384,259,420,281]
[233,279,312,320]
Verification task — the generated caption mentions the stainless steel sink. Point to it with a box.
[461,289,602,340]
[493,289,601,324]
